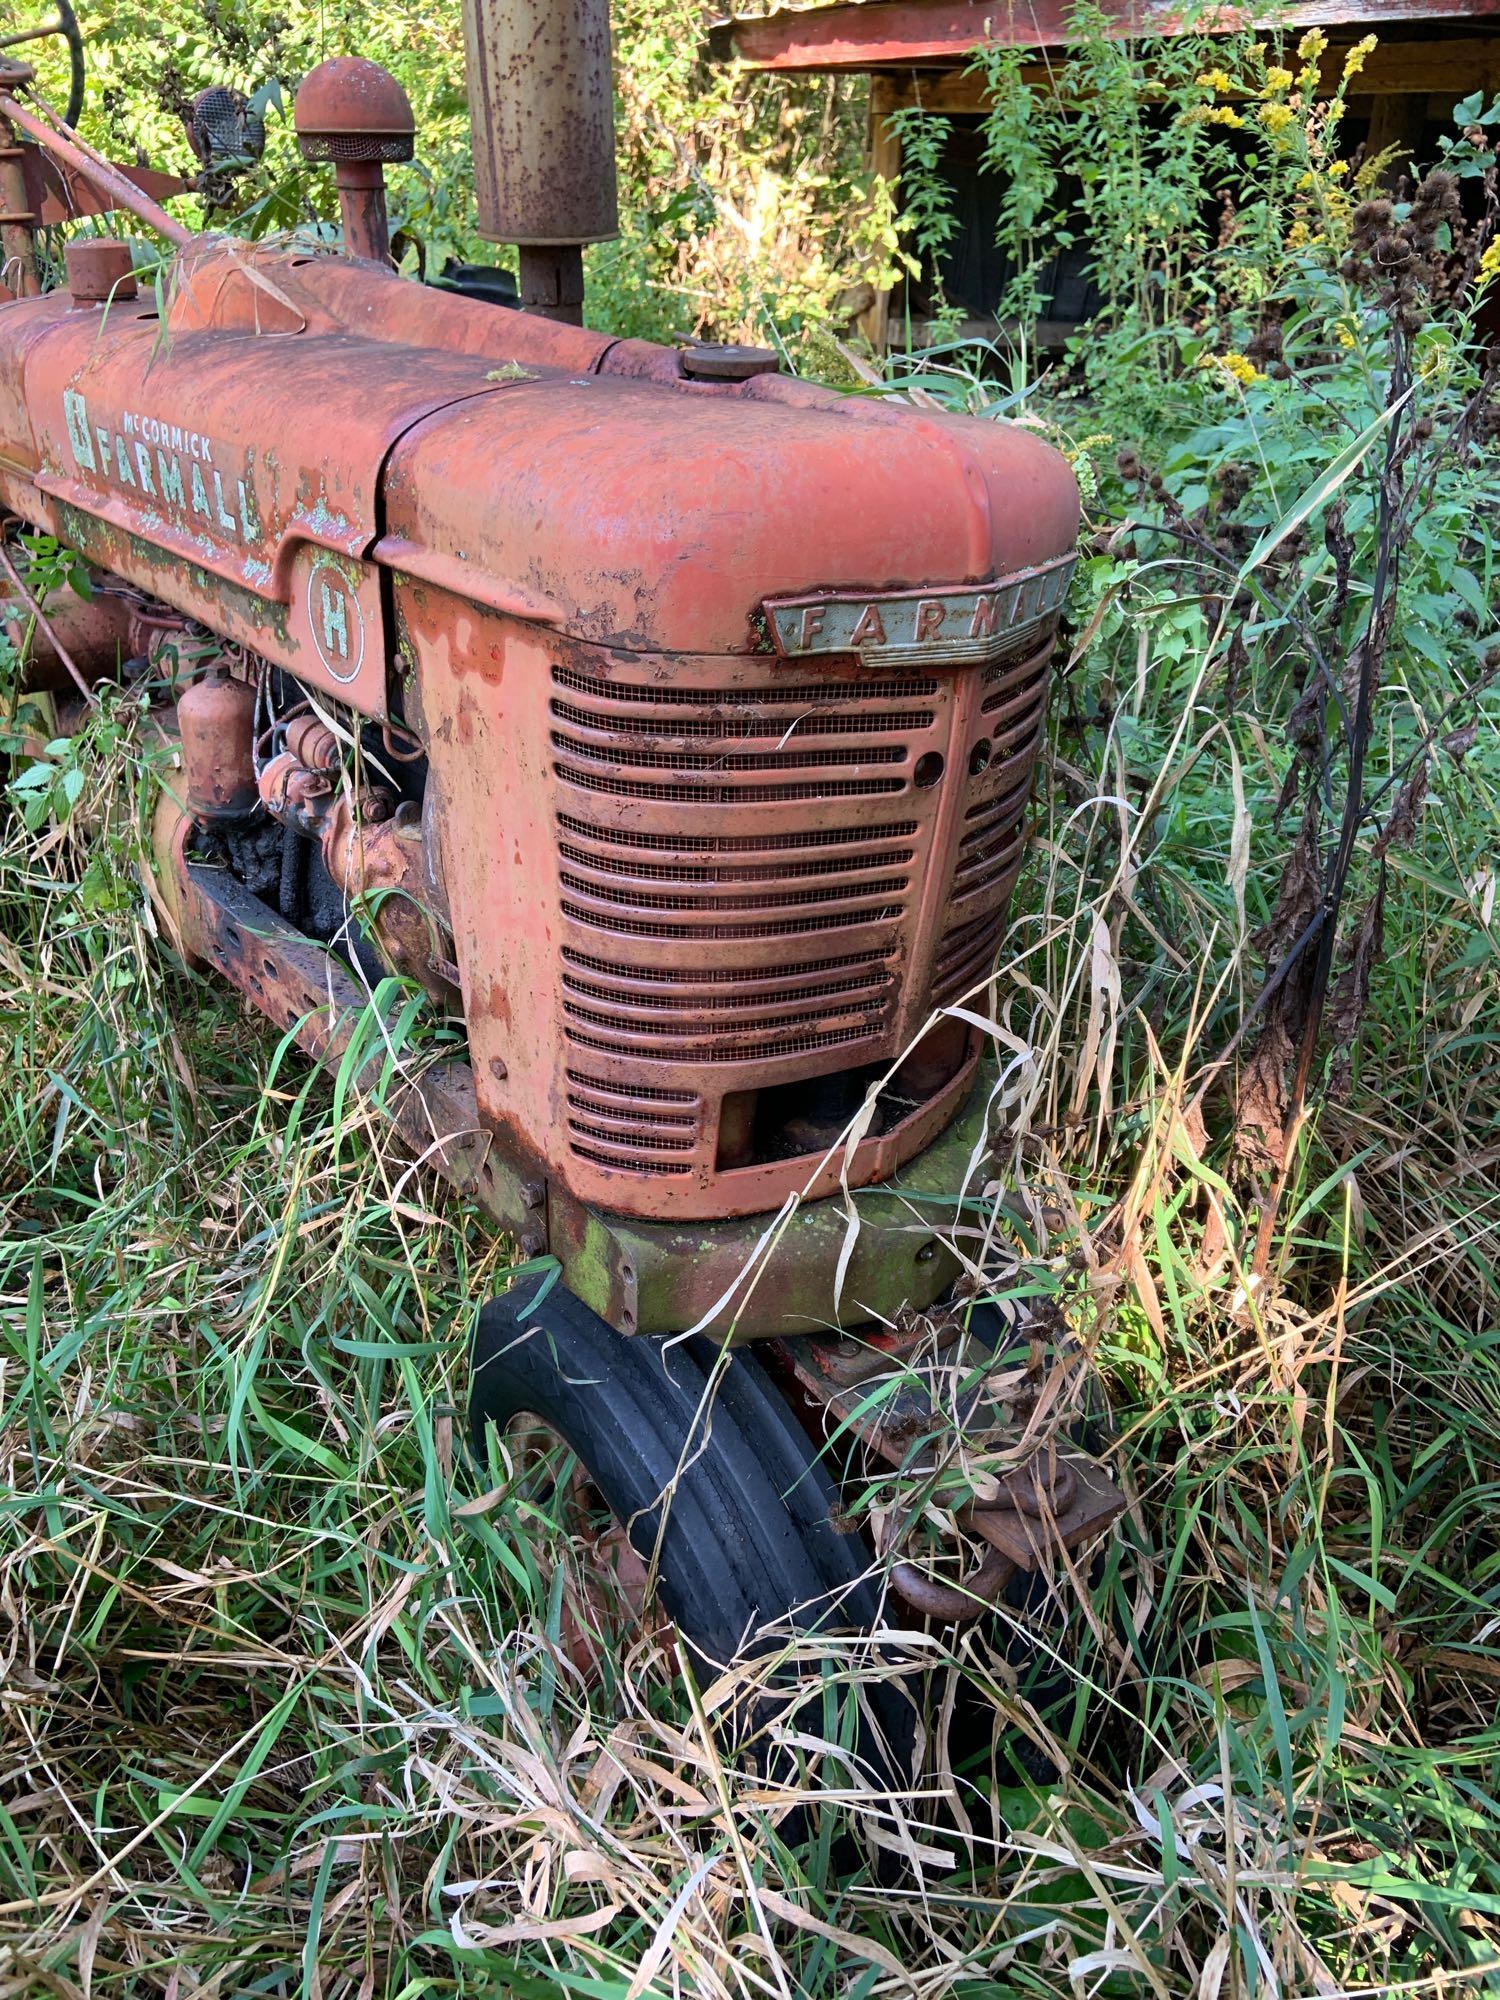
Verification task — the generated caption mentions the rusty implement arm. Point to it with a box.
[29,152,189,228]
[0,88,193,247]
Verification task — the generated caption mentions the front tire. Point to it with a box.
[468,1285,915,1793]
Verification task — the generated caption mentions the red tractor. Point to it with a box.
[0,1,1118,1780]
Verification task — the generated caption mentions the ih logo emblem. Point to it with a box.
[305,556,366,685]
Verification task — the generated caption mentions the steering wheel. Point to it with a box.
[0,0,85,128]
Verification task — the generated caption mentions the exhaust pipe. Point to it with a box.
[461,0,619,325]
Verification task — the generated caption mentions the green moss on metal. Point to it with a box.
[562,1082,992,1339]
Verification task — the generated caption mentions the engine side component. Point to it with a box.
[319,793,458,1003]
[177,669,257,818]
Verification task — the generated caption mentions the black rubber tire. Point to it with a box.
[469,1286,916,1787]
[684,1335,885,1621]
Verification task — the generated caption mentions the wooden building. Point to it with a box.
[710,0,1500,348]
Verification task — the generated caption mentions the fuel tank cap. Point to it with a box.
[65,238,137,307]
[679,341,780,382]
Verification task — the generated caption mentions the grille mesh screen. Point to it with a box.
[930,640,1052,998]
[549,636,1051,1176]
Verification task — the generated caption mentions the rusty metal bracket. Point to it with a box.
[889,1448,1123,1624]
[547,1085,992,1339]
[889,1448,1122,1624]
[778,1315,1124,1624]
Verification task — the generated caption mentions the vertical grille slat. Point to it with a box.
[928,638,1053,1004]
[553,665,918,1138]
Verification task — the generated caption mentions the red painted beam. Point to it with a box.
[709,0,1500,69]
[31,155,189,227]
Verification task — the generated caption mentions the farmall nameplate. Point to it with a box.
[764,553,1074,667]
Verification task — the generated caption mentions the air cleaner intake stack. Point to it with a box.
[460,0,619,324]
[293,57,415,267]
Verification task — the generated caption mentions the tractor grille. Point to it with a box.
[560,945,899,1062]
[548,632,1054,1182]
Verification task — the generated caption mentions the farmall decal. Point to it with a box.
[61,388,261,548]
[763,554,1075,667]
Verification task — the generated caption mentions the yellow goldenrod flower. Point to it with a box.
[1263,65,1295,93]
[1206,106,1246,127]
[1197,68,1237,93]
[1342,33,1377,78]
[1297,27,1328,59]
[1334,320,1357,347]
[1260,102,1296,133]
[1328,159,1349,176]
[1203,351,1264,387]
[1479,238,1500,286]
[1287,219,1311,248]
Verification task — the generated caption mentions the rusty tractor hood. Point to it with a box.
[379,368,1078,654]
[0,241,1078,662]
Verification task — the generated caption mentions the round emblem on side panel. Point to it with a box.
[305,556,366,685]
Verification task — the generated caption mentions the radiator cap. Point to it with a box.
[65,237,136,306]
[680,340,780,382]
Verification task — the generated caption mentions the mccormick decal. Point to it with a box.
[61,388,261,548]
[763,553,1075,668]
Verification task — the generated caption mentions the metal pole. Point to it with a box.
[333,160,391,266]
[0,108,40,298]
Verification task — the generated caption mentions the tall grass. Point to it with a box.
[4,15,1500,1998]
